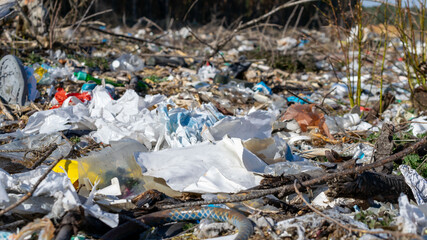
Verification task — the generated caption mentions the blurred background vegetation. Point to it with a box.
[62,0,357,28]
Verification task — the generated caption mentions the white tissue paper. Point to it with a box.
[134,136,267,193]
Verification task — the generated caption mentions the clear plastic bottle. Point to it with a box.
[77,139,179,198]
[110,54,144,72]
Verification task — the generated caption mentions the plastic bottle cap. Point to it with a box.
[112,60,120,69]
[75,71,88,81]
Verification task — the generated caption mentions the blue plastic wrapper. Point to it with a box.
[298,39,309,47]
[253,81,272,95]
[0,231,12,240]
[353,205,361,212]
[158,103,225,147]
[81,83,97,92]
[286,96,313,104]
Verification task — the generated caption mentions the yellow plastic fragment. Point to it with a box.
[34,67,47,82]
[52,159,79,187]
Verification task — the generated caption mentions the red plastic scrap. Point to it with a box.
[51,88,91,109]
[281,103,334,139]
[360,106,371,112]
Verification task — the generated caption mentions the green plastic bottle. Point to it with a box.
[73,71,124,87]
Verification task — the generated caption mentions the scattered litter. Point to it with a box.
[0,4,426,239]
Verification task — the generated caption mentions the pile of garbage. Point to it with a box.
[0,1,426,239]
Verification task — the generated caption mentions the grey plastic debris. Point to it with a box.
[0,133,72,162]
[0,55,28,106]
[250,216,274,228]
[264,161,322,177]
[0,0,17,23]
[399,164,427,205]
[195,218,235,239]
[325,113,361,134]
[0,166,80,216]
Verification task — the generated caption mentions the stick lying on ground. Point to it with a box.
[160,136,427,209]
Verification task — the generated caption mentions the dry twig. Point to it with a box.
[183,0,200,22]
[0,220,26,230]
[0,99,15,121]
[67,0,95,43]
[28,144,59,170]
[49,0,62,49]
[141,17,164,32]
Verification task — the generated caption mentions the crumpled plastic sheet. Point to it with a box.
[24,66,39,102]
[23,103,95,135]
[263,160,322,177]
[0,133,72,161]
[82,180,119,228]
[110,54,144,72]
[22,88,168,149]
[195,219,235,239]
[242,136,294,164]
[159,103,224,148]
[277,37,298,51]
[202,111,275,141]
[17,87,279,151]
[0,166,79,216]
[399,165,427,205]
[51,88,91,108]
[87,87,226,149]
[397,194,427,235]
[134,137,266,193]
[348,121,379,132]
[198,64,219,81]
[410,116,427,136]
[89,88,167,147]
[325,113,361,134]
[311,191,351,209]
[18,86,282,151]
[0,166,118,228]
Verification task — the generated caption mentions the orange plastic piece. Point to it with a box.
[281,103,334,140]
